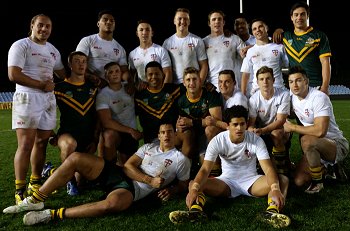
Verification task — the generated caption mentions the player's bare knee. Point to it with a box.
[105,191,133,213]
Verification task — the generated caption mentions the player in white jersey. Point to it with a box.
[3,123,191,226]
[218,69,248,110]
[129,20,172,90]
[233,14,256,91]
[284,66,349,193]
[162,8,208,84]
[203,10,245,91]
[96,62,143,165]
[241,18,289,98]
[169,105,291,228]
[76,10,129,87]
[248,66,291,175]
[8,14,66,205]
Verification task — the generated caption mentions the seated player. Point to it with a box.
[169,105,291,229]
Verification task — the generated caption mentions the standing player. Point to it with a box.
[203,10,245,91]
[76,10,130,87]
[8,14,66,204]
[241,18,289,98]
[273,1,332,95]
[129,20,172,90]
[233,14,256,90]
[163,8,208,85]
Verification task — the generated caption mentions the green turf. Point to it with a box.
[1,100,350,230]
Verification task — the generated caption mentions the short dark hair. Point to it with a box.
[288,65,308,78]
[290,1,310,16]
[145,61,162,73]
[137,19,151,26]
[104,61,120,72]
[256,66,273,79]
[251,17,268,26]
[208,9,225,22]
[183,67,199,79]
[98,10,114,20]
[159,120,175,132]
[218,69,236,83]
[175,8,190,15]
[234,13,249,22]
[68,51,87,64]
[224,105,248,123]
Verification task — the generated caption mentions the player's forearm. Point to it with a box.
[289,123,327,138]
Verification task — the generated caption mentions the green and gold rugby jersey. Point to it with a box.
[283,27,331,87]
[54,79,98,147]
[135,83,181,143]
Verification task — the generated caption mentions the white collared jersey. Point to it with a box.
[291,87,345,140]
[8,37,64,93]
[224,89,248,110]
[76,34,127,80]
[133,143,191,201]
[204,130,270,180]
[240,43,289,93]
[203,34,245,91]
[249,87,290,127]
[162,33,207,84]
[96,82,137,129]
[128,43,172,82]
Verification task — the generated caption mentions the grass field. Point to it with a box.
[1,100,350,230]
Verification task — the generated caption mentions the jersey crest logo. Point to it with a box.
[164,159,173,167]
[272,50,279,56]
[244,149,252,159]
[113,48,120,56]
[151,54,157,60]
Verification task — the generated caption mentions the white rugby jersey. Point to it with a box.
[96,82,137,129]
[291,87,345,140]
[133,143,191,201]
[240,43,289,93]
[205,130,270,180]
[249,87,290,127]
[163,33,207,84]
[76,34,127,80]
[8,37,64,93]
[128,43,172,82]
[203,34,245,91]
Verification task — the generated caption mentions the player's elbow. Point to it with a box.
[317,130,327,138]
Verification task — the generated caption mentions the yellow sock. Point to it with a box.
[266,197,279,213]
[309,166,323,181]
[32,189,49,202]
[15,179,26,192]
[51,208,65,220]
[29,175,42,185]
[190,192,206,212]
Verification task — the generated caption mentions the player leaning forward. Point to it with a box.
[169,105,291,228]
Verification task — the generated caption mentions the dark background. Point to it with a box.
[1,0,347,91]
